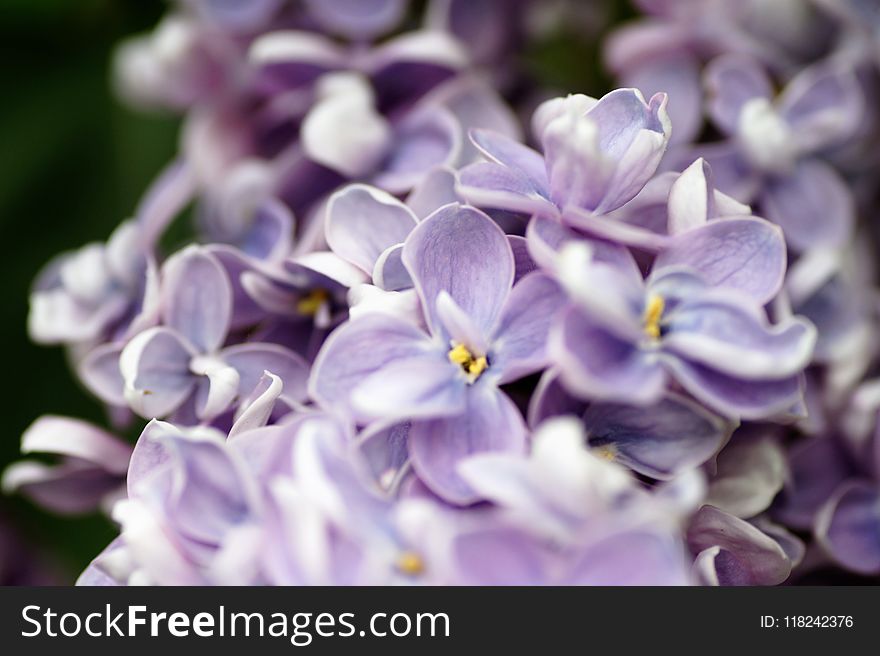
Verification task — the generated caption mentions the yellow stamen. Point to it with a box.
[396,551,425,576]
[643,294,665,340]
[593,444,617,462]
[448,343,488,383]
[296,289,329,316]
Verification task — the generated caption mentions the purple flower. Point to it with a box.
[604,0,834,145]
[815,479,880,575]
[551,231,816,419]
[689,505,795,586]
[529,371,732,481]
[449,417,697,584]
[2,416,131,516]
[28,221,156,347]
[83,247,309,422]
[682,54,864,252]
[458,89,672,249]
[310,203,566,503]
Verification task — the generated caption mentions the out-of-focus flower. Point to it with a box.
[683,54,864,252]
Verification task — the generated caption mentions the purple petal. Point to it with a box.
[135,159,196,247]
[303,0,406,40]
[20,416,131,474]
[2,461,123,516]
[366,30,467,108]
[704,54,773,135]
[356,421,410,491]
[492,272,566,383]
[249,31,345,91]
[621,54,702,145]
[372,244,413,291]
[661,356,804,420]
[127,419,174,496]
[374,106,460,194]
[161,247,232,353]
[409,385,527,504]
[683,141,761,204]
[527,370,587,427]
[457,161,558,217]
[351,355,466,422]
[760,159,855,252]
[425,75,522,166]
[583,394,730,480]
[79,342,127,407]
[435,291,489,355]
[325,184,418,274]
[119,327,196,419]
[666,158,750,235]
[309,313,435,421]
[773,437,855,530]
[220,342,310,408]
[191,359,241,420]
[654,217,786,304]
[815,481,880,575]
[469,128,549,196]
[229,372,283,438]
[552,307,667,405]
[159,431,257,545]
[405,166,459,218]
[664,295,816,379]
[402,203,514,338]
[688,505,791,586]
[778,62,864,152]
[508,235,537,284]
[569,529,692,585]
[451,527,548,585]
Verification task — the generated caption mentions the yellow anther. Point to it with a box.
[396,551,425,576]
[296,288,329,316]
[593,444,617,462]
[448,343,471,366]
[448,343,488,383]
[643,294,665,340]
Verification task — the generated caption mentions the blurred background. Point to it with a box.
[0,0,178,581]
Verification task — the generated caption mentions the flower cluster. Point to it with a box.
[6,0,880,585]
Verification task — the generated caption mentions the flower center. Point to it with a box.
[395,551,425,576]
[448,342,488,383]
[296,288,329,316]
[643,294,665,341]
[593,444,618,462]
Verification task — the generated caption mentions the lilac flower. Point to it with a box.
[450,417,697,585]
[604,0,835,145]
[325,183,419,291]
[682,54,864,252]
[458,89,673,250]
[689,505,796,586]
[816,478,880,575]
[310,203,566,503]
[2,416,131,516]
[529,371,732,481]
[28,221,156,347]
[551,232,816,420]
[82,247,309,422]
